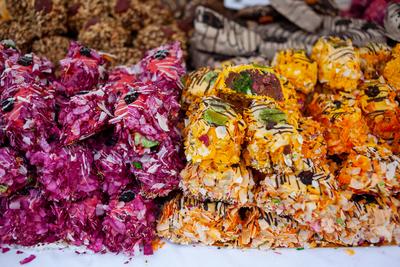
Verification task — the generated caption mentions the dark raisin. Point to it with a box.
[350,194,377,204]
[17,55,33,66]
[238,207,250,221]
[76,90,90,95]
[105,136,118,147]
[327,154,344,164]
[1,98,14,112]
[395,95,400,105]
[79,46,92,57]
[150,144,159,152]
[18,186,35,196]
[333,100,342,108]
[203,201,209,211]
[153,49,169,60]
[298,170,314,185]
[124,91,139,105]
[365,85,380,98]
[283,145,291,155]
[265,120,277,130]
[119,190,135,202]
[47,134,58,143]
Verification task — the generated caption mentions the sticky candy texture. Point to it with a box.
[102,196,157,255]
[29,145,99,201]
[58,42,108,96]
[0,147,28,197]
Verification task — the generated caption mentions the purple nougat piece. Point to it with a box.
[0,147,28,197]
[58,42,109,96]
[0,188,60,246]
[59,88,113,145]
[102,195,157,255]
[29,144,99,201]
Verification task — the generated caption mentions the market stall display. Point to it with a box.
[0,0,400,264]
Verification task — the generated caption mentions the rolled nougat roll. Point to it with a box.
[383,44,400,91]
[337,145,400,196]
[182,67,220,106]
[358,79,400,148]
[358,42,391,79]
[243,99,303,174]
[270,0,322,33]
[307,92,369,155]
[192,6,261,56]
[272,49,317,94]
[254,159,339,236]
[157,195,313,248]
[184,97,246,167]
[157,195,243,246]
[215,64,301,117]
[338,192,400,246]
[180,160,254,205]
[384,2,400,42]
[311,37,362,92]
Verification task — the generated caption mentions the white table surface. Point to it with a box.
[1,242,399,267]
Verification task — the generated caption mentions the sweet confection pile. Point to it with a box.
[158,37,400,248]
[0,40,185,255]
[0,0,187,65]
[0,0,400,260]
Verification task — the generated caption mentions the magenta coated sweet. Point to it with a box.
[0,52,54,93]
[29,145,99,201]
[102,196,157,255]
[0,41,186,256]
[0,83,59,153]
[131,140,183,197]
[93,142,132,196]
[0,147,28,197]
[0,189,60,246]
[52,195,105,253]
[58,42,109,96]
[59,89,113,145]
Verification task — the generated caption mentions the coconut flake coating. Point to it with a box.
[136,41,185,90]
[111,82,181,148]
[59,88,113,145]
[29,145,99,201]
[0,83,60,153]
[102,196,158,255]
[0,147,28,197]
[52,195,105,252]
[101,66,138,107]
[0,189,60,246]
[0,52,54,92]
[58,42,109,96]
[93,141,133,197]
[131,139,183,198]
